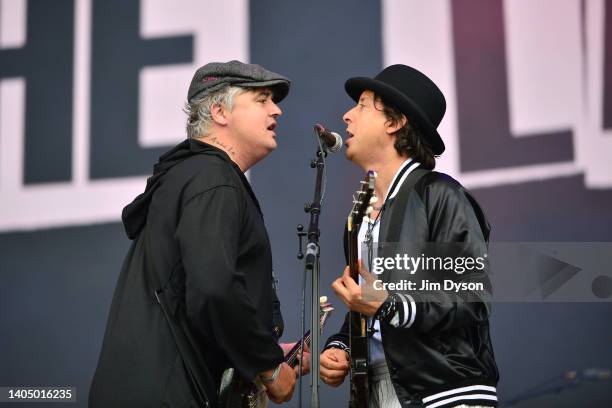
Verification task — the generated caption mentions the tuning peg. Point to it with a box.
[369,196,378,204]
[363,215,371,224]
[319,296,328,304]
[366,206,374,214]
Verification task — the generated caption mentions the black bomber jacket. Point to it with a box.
[325,170,500,408]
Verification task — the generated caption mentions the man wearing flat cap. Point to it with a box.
[89,60,302,407]
[319,65,499,408]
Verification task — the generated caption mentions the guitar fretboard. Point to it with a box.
[284,330,311,368]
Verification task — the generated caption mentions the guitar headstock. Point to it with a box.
[319,296,334,332]
[347,170,378,233]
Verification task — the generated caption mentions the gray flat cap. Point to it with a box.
[187,60,291,103]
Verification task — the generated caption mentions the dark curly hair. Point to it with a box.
[374,95,436,170]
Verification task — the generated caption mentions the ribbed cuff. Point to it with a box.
[377,293,416,329]
[325,340,350,355]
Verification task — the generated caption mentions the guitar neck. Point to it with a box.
[284,302,332,368]
[348,215,368,349]
[285,330,311,368]
[348,225,362,285]
[346,170,375,408]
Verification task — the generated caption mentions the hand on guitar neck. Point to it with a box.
[218,298,332,407]
[280,341,311,376]
[323,171,379,407]
[262,328,316,403]
[332,260,388,316]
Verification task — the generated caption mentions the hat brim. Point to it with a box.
[238,79,290,103]
[345,77,445,155]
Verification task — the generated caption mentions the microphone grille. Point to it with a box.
[329,131,343,153]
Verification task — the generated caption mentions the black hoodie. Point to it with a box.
[90,138,284,407]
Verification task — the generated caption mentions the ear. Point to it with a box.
[385,114,407,135]
[210,103,229,126]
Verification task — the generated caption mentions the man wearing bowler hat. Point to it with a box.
[319,65,499,407]
[89,60,305,407]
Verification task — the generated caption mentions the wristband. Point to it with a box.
[260,364,281,383]
[374,294,397,322]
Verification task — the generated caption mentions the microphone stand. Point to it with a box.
[301,142,328,408]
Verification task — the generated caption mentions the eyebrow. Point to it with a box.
[256,89,273,98]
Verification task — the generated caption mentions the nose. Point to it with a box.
[270,101,282,118]
[343,106,354,124]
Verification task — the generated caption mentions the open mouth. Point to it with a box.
[345,130,354,146]
[267,123,277,132]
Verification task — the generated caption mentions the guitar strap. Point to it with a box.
[143,227,215,408]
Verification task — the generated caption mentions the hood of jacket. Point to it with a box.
[121,139,232,239]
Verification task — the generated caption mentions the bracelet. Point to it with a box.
[374,294,396,322]
[260,364,281,383]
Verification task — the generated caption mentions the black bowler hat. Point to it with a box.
[345,64,446,155]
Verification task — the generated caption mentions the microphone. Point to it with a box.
[314,123,343,153]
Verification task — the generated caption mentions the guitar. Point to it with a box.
[218,297,334,408]
[347,170,377,408]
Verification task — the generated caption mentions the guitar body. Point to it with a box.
[347,170,377,408]
[348,313,369,408]
[218,369,266,408]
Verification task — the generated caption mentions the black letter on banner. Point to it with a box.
[603,1,612,130]
[452,0,574,171]
[90,0,193,178]
[0,0,74,184]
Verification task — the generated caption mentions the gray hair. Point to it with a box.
[184,85,245,138]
